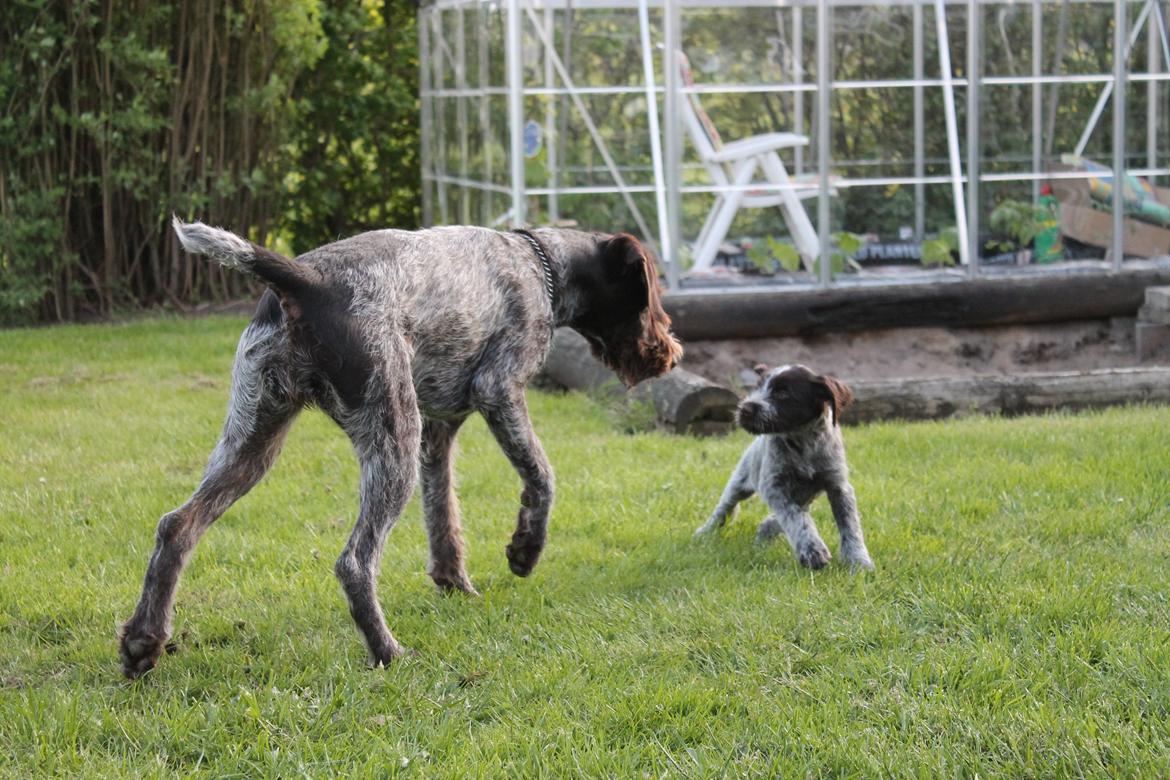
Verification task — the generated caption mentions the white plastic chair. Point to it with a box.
[679,52,823,272]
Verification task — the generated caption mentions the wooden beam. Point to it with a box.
[844,367,1170,424]
[665,269,1170,340]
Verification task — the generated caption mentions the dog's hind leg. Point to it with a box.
[120,322,298,678]
[333,337,421,667]
[695,476,754,537]
[420,416,477,595]
[694,484,753,537]
[477,390,554,578]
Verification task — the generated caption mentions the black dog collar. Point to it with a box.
[513,229,557,307]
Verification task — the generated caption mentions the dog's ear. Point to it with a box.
[753,363,769,378]
[601,233,652,289]
[816,374,854,425]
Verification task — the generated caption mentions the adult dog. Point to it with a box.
[119,219,682,678]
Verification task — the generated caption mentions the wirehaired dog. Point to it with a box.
[119,219,682,677]
[694,364,873,570]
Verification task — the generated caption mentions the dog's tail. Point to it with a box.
[172,216,322,296]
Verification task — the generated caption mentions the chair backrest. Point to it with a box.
[677,51,730,185]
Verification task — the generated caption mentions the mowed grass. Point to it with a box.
[2,316,1169,778]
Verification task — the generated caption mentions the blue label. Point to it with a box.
[523,120,542,159]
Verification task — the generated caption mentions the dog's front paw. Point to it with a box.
[505,528,546,577]
[118,623,167,680]
[797,540,832,570]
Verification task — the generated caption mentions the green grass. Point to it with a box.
[2,316,1169,778]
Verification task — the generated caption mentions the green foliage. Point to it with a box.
[742,232,862,276]
[830,231,865,277]
[989,198,1042,253]
[0,184,70,324]
[744,241,772,272]
[0,0,328,322]
[921,239,955,267]
[834,231,863,256]
[740,236,803,273]
[771,238,803,271]
[3,316,1170,775]
[0,0,419,323]
[745,237,800,273]
[282,0,420,252]
[922,226,960,267]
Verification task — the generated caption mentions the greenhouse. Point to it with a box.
[418,0,1170,291]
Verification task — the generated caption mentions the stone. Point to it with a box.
[1137,305,1170,326]
[1145,286,1170,311]
[1135,321,1170,361]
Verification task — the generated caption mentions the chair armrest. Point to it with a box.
[707,133,809,163]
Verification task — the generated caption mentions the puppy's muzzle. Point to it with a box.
[736,400,765,433]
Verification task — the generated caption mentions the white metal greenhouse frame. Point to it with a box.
[418,0,1170,291]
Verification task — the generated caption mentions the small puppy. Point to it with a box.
[695,364,873,570]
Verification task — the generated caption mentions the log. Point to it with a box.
[631,366,739,436]
[844,367,1170,424]
[540,328,739,435]
[664,266,1170,340]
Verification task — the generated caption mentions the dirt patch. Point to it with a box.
[680,318,1157,387]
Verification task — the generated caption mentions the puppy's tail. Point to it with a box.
[172,216,321,296]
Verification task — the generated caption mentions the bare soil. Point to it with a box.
[182,299,1164,392]
[680,318,1158,387]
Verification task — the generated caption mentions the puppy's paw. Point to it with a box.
[797,540,832,570]
[755,517,784,543]
[693,522,717,538]
[118,624,167,680]
[841,546,874,571]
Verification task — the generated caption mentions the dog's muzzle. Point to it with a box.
[736,401,765,433]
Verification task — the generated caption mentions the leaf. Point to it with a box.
[744,243,774,273]
[834,231,863,255]
[921,238,956,267]
[767,238,802,272]
[939,227,961,252]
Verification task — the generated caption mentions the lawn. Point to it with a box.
[2,315,1169,777]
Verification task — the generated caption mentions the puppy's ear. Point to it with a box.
[753,363,769,378]
[816,375,854,425]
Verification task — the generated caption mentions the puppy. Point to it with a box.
[119,220,682,678]
[694,364,873,570]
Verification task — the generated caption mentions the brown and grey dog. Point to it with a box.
[694,364,873,570]
[119,218,682,678]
